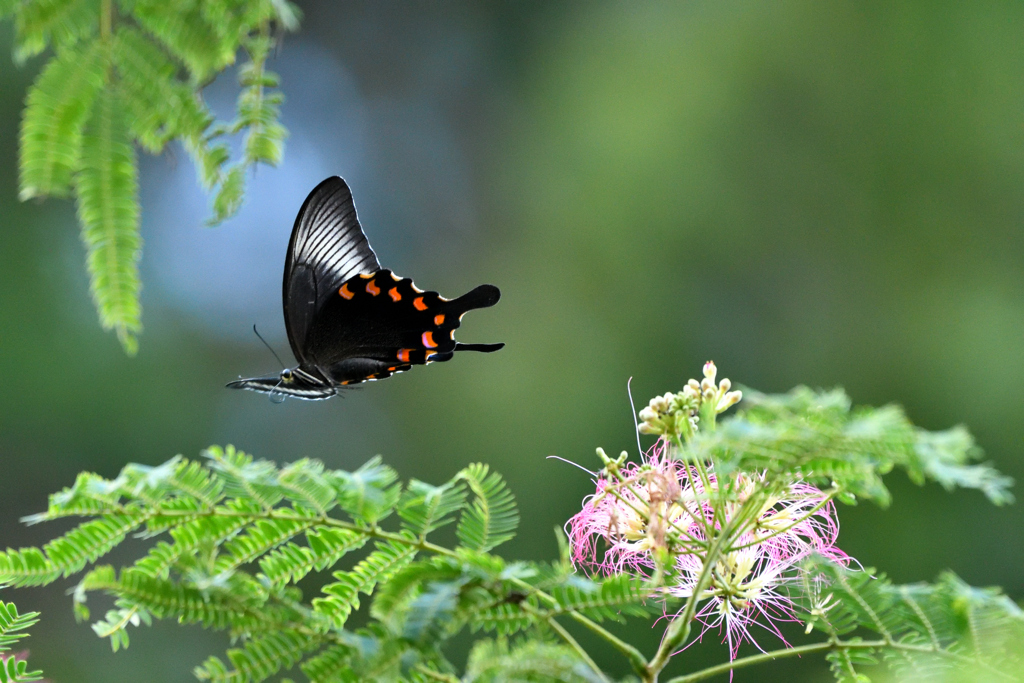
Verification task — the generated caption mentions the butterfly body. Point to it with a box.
[228,177,502,400]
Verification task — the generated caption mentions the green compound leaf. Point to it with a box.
[13,1,299,353]
[465,639,606,683]
[214,509,319,574]
[401,579,464,645]
[700,387,1014,507]
[398,478,468,539]
[456,464,519,552]
[112,26,212,154]
[313,538,419,629]
[19,39,106,200]
[332,456,402,525]
[236,35,286,167]
[547,573,654,623]
[299,643,353,683]
[12,0,98,63]
[80,566,274,632]
[204,445,285,509]
[208,164,245,226]
[130,0,238,83]
[0,652,45,683]
[74,85,142,355]
[194,629,321,683]
[0,600,41,654]
[800,558,1024,682]
[133,514,252,579]
[259,528,369,588]
[0,513,147,587]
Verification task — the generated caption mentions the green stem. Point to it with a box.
[664,638,1018,683]
[528,607,609,683]
[508,576,649,677]
[644,490,763,681]
[413,664,461,683]
[643,536,720,681]
[666,641,855,683]
[138,505,465,560]
[92,604,139,638]
[100,0,112,41]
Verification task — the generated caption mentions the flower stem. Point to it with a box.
[508,576,649,677]
[528,607,609,682]
[662,638,1019,683]
[644,491,761,681]
[413,665,461,683]
[100,0,112,41]
[665,640,851,682]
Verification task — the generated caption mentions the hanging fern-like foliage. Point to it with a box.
[6,0,299,353]
[76,85,142,352]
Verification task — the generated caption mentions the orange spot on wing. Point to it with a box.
[366,281,380,296]
[359,272,373,279]
[413,296,428,311]
[397,349,412,363]
[389,287,401,302]
[422,331,437,348]
[339,283,354,300]
[434,313,445,326]
[388,366,396,372]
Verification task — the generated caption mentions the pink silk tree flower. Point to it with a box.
[565,444,712,577]
[566,438,849,661]
[670,473,850,659]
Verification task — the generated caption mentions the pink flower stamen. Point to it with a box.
[566,438,850,660]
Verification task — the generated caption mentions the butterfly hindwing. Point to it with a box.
[283,177,380,364]
[303,269,503,385]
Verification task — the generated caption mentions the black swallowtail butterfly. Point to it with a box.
[227,176,503,400]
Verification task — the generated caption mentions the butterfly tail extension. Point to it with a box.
[442,285,503,356]
[454,342,504,353]
[448,284,501,312]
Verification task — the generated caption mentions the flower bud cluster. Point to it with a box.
[637,361,742,438]
[637,390,700,438]
[700,361,743,414]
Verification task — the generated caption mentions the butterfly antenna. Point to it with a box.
[252,324,287,369]
[628,377,643,457]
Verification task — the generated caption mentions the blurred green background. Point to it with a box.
[2,1,1023,680]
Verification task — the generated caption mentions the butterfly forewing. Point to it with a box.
[283,177,380,364]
